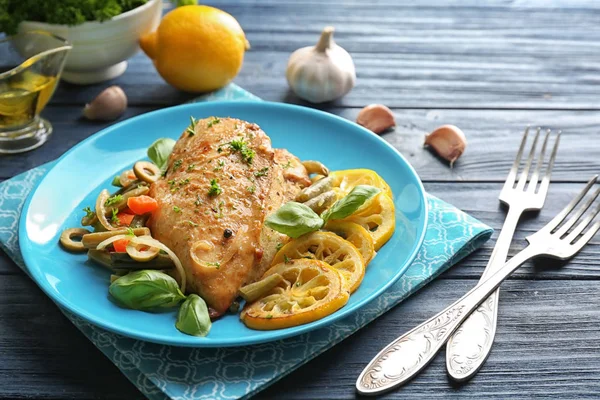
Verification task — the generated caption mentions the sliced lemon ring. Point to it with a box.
[240,259,349,330]
[272,231,365,293]
[324,220,376,265]
[341,192,396,250]
[330,169,393,199]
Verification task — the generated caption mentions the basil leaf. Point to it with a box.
[109,270,186,311]
[176,294,212,337]
[147,138,176,172]
[265,201,323,238]
[321,185,381,222]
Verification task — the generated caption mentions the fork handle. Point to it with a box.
[356,245,537,396]
[445,204,524,381]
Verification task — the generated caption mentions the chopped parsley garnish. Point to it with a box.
[207,117,221,128]
[111,208,119,225]
[173,206,182,213]
[229,139,255,164]
[195,194,202,206]
[83,206,94,219]
[282,160,292,169]
[187,164,195,172]
[206,261,220,269]
[284,254,292,264]
[213,160,225,172]
[217,146,223,153]
[168,179,176,186]
[173,159,183,171]
[180,178,190,186]
[276,243,284,251]
[187,220,199,227]
[105,194,123,207]
[208,179,222,196]
[254,167,269,177]
[126,227,135,236]
[212,201,225,219]
[247,185,256,194]
[266,314,273,319]
[186,116,197,136]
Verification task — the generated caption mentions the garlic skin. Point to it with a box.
[424,125,467,167]
[83,86,128,121]
[356,104,396,134]
[286,26,356,103]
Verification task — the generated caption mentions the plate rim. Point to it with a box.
[19,100,428,347]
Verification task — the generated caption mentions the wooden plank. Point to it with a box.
[2,107,599,182]
[0,274,598,399]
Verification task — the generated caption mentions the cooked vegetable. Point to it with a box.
[295,176,333,202]
[238,273,285,303]
[126,238,159,262]
[131,236,187,293]
[320,185,381,221]
[119,169,137,188]
[81,227,149,249]
[96,189,117,231]
[112,176,122,187]
[147,138,176,172]
[133,161,161,184]
[130,213,150,228]
[302,160,329,177]
[176,294,212,337]
[88,250,174,270]
[340,192,396,250]
[113,238,130,253]
[127,195,158,215]
[116,212,135,227]
[303,190,337,214]
[324,220,375,264]
[109,270,186,311]
[330,169,393,198]
[59,228,91,252]
[264,202,324,238]
[88,186,150,228]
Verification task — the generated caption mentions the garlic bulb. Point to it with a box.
[286,26,356,103]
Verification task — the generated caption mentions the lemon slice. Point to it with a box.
[324,220,375,264]
[330,169,393,199]
[240,259,349,330]
[342,193,396,250]
[272,231,365,293]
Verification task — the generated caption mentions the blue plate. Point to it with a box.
[19,101,427,347]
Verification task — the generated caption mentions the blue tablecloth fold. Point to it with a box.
[0,84,492,400]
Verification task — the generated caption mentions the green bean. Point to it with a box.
[303,190,337,214]
[130,214,150,228]
[302,160,329,177]
[81,227,150,249]
[295,176,333,203]
[87,250,174,271]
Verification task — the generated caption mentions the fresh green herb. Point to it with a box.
[213,201,225,218]
[147,138,176,173]
[83,206,94,219]
[265,202,324,238]
[247,185,256,194]
[168,179,176,186]
[282,161,292,169]
[186,116,197,136]
[173,206,182,213]
[180,178,190,186]
[254,167,269,177]
[266,314,273,319]
[229,139,255,164]
[208,179,222,196]
[112,176,122,187]
[321,185,381,222]
[283,254,292,264]
[195,194,202,206]
[213,160,225,172]
[187,220,199,227]
[217,146,223,153]
[175,294,212,337]
[105,194,123,207]
[109,270,186,311]
[206,261,220,268]
[295,282,301,287]
[126,227,135,236]
[111,208,120,225]
[187,164,195,171]
[173,159,183,171]
[207,117,221,128]
[276,243,284,251]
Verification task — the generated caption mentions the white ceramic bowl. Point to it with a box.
[18,0,162,84]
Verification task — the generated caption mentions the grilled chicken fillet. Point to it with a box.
[149,118,309,315]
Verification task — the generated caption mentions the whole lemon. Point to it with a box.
[140,5,249,93]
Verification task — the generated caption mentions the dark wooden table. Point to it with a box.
[3,1,600,398]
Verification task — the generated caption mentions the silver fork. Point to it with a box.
[446,127,560,381]
[356,175,600,396]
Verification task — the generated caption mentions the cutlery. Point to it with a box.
[446,127,560,381]
[356,176,600,395]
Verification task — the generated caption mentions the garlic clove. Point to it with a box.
[83,85,128,121]
[424,125,467,167]
[356,104,396,134]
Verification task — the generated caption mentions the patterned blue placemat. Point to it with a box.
[0,83,492,400]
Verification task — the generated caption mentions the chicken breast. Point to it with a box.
[149,117,309,315]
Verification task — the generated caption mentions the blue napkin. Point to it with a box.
[0,84,492,400]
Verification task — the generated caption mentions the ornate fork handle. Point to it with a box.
[356,246,536,395]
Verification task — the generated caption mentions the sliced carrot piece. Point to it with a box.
[127,195,158,215]
[116,212,135,226]
[112,238,129,253]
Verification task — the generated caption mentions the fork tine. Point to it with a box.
[503,126,529,192]
[516,127,540,191]
[565,199,600,243]
[527,129,550,193]
[542,175,598,233]
[570,219,600,253]
[555,186,600,237]
[538,131,561,196]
